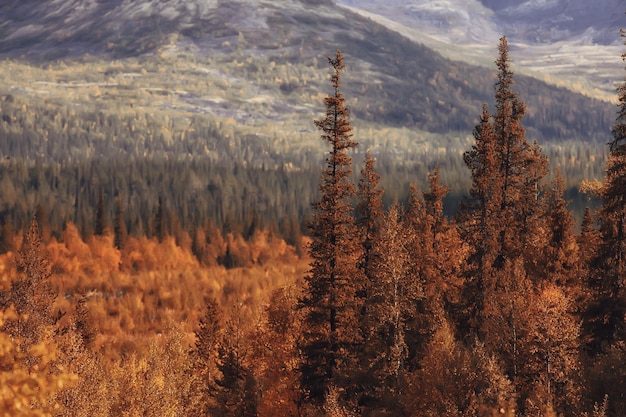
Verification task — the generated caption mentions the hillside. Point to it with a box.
[0,0,616,235]
[337,0,624,101]
[0,0,616,148]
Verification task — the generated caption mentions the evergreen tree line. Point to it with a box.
[293,41,626,416]
[0,138,604,258]
[0,157,317,254]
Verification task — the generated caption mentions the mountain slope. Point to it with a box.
[481,0,624,44]
[336,0,624,101]
[0,0,617,154]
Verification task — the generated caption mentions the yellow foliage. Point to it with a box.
[122,236,198,272]
[88,233,122,274]
[0,308,77,416]
[579,178,604,197]
[4,222,305,369]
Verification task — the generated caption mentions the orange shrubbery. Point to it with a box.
[0,223,306,364]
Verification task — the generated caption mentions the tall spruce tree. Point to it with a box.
[298,50,364,408]
[459,104,502,335]
[460,36,548,336]
[491,36,548,264]
[586,29,626,353]
[354,149,385,407]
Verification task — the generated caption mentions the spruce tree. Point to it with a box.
[354,149,385,407]
[459,104,502,335]
[491,36,548,263]
[355,149,383,285]
[114,195,128,250]
[542,171,578,290]
[578,207,600,315]
[364,203,416,414]
[298,50,364,408]
[460,36,548,336]
[191,299,224,415]
[211,308,259,417]
[421,167,455,304]
[94,188,109,236]
[404,173,462,369]
[587,30,626,353]
[3,215,57,369]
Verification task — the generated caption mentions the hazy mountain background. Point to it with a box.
[339,0,624,45]
[0,0,622,194]
[337,0,625,101]
[0,0,623,140]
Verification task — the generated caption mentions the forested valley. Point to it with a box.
[1,30,626,417]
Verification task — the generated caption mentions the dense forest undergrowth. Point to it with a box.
[2,32,626,416]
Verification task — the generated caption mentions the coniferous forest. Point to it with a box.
[2,27,626,417]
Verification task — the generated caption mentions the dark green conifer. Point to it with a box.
[114,195,128,250]
[94,188,109,236]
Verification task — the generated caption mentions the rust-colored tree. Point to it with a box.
[586,29,626,356]
[480,258,532,402]
[194,298,224,416]
[298,50,364,409]
[360,203,417,415]
[521,285,582,416]
[459,103,502,336]
[253,287,301,417]
[403,173,464,372]
[3,215,57,363]
[355,149,384,285]
[0,215,77,414]
[419,168,464,314]
[211,305,259,417]
[581,28,626,417]
[412,316,515,417]
[541,171,579,292]
[460,36,548,338]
